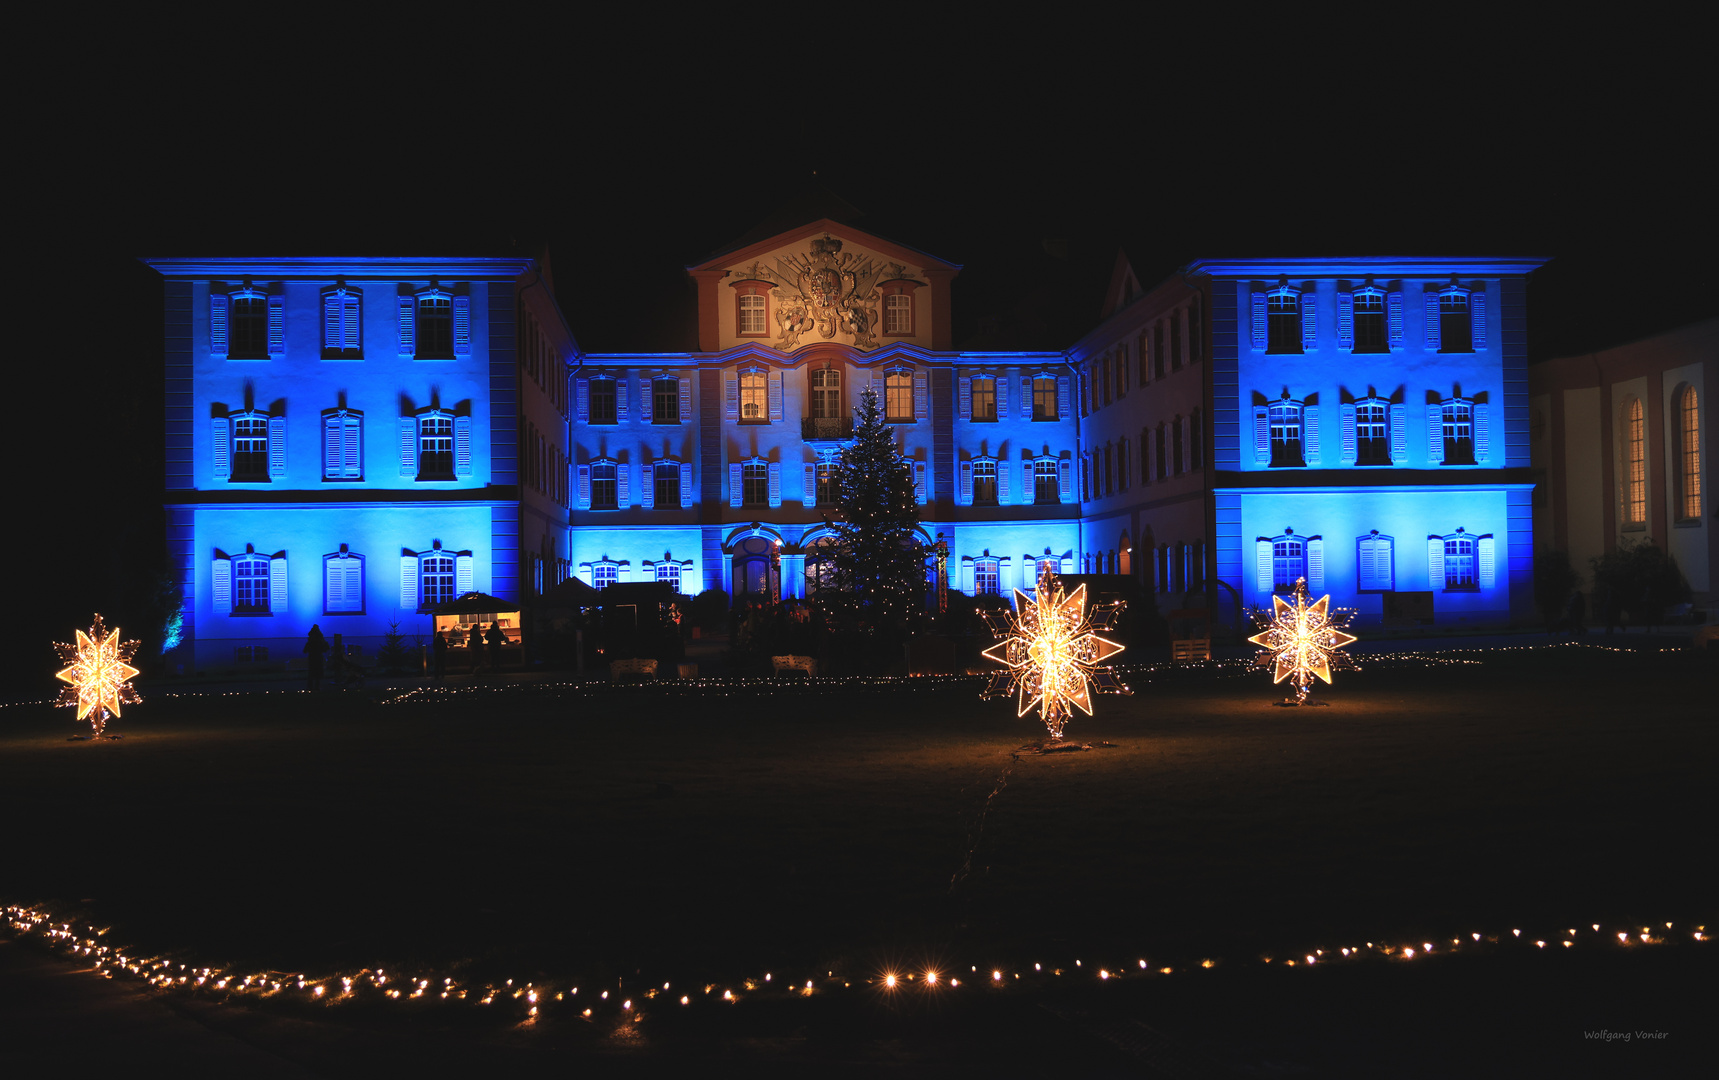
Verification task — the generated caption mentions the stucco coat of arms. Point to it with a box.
[734,236,925,351]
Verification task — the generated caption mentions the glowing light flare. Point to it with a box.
[1246,579,1358,704]
[53,615,142,737]
[980,566,1130,739]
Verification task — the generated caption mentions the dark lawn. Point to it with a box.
[2,645,1712,994]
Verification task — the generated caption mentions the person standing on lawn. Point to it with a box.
[486,622,505,674]
[303,625,327,691]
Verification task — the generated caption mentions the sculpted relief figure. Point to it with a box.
[740,236,922,352]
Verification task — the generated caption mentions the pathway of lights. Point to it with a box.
[53,615,141,738]
[4,902,1705,1029]
[980,565,1130,739]
[1247,578,1359,705]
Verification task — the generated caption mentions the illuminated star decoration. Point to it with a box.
[980,565,1130,740]
[1247,578,1358,704]
[54,615,142,738]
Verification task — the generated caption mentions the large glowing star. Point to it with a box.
[980,566,1130,739]
[1247,578,1358,704]
[54,615,141,737]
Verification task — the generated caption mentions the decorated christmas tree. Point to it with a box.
[824,386,928,655]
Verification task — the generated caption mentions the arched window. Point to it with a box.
[1356,399,1391,465]
[1623,396,1646,527]
[1255,531,1323,593]
[1428,530,1494,591]
[1269,400,1303,467]
[232,413,272,481]
[1676,385,1702,522]
[973,558,1001,596]
[233,552,272,613]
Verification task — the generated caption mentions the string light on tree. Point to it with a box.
[1246,578,1358,705]
[980,564,1129,739]
[53,615,141,738]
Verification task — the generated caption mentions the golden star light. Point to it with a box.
[54,615,142,738]
[980,566,1129,739]
[1247,578,1358,704]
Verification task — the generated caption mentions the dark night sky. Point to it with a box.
[9,20,1713,687]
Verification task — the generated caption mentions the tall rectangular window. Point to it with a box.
[816,461,837,506]
[655,562,682,590]
[590,463,617,510]
[1357,401,1391,465]
[742,462,769,506]
[589,379,617,424]
[740,372,767,422]
[1677,386,1702,522]
[234,556,271,612]
[419,415,454,479]
[1442,402,1475,465]
[811,368,842,419]
[1354,291,1387,353]
[232,416,270,481]
[1624,397,1646,525]
[974,560,1000,596]
[1270,402,1303,467]
[972,460,997,505]
[592,563,618,589]
[654,463,680,509]
[653,378,680,423]
[1445,536,1477,588]
[417,296,453,358]
[1272,538,1305,591]
[1267,293,1301,353]
[231,297,267,358]
[971,378,996,421]
[886,372,913,422]
[1035,459,1058,503]
[1357,533,1394,591]
[884,294,911,334]
[738,294,766,335]
[1440,292,1472,352]
[1033,377,1058,420]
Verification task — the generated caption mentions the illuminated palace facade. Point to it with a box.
[149,256,576,670]
[567,220,1082,600]
[1072,256,1547,624]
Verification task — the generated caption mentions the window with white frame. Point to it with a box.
[592,562,619,589]
[886,371,913,422]
[738,293,766,334]
[233,553,272,613]
[1442,400,1475,465]
[417,293,454,358]
[743,461,769,506]
[421,552,456,606]
[1439,290,1472,352]
[653,377,680,423]
[1353,289,1387,353]
[1272,535,1305,591]
[1267,291,1301,353]
[1675,385,1702,522]
[1443,534,1476,589]
[231,295,268,358]
[232,414,271,481]
[810,367,842,419]
[323,549,364,613]
[974,558,1000,596]
[654,462,680,509]
[419,413,454,479]
[1357,399,1391,465]
[884,293,911,334]
[321,284,362,358]
[739,371,767,422]
[655,562,682,590]
[1035,458,1059,504]
[971,377,997,422]
[590,463,618,510]
[1356,532,1393,591]
[1034,376,1058,420]
[972,459,998,505]
[322,408,362,480]
[1269,400,1304,467]
[588,378,618,424]
[733,281,769,336]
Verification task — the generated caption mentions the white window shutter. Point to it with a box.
[577,562,593,586]
[963,559,975,594]
[997,458,1011,502]
[1300,290,1317,350]
[1257,539,1273,592]
[268,416,287,477]
[999,557,1013,593]
[768,373,783,422]
[400,417,418,477]
[1424,292,1441,351]
[270,553,288,613]
[916,461,928,504]
[1470,288,1486,350]
[615,378,628,422]
[324,414,342,477]
[1254,405,1271,463]
[209,292,229,358]
[1474,404,1489,461]
[398,295,415,358]
[615,563,631,583]
[1020,376,1032,418]
[1251,291,1267,350]
[1337,291,1353,351]
[1057,376,1071,417]
[960,459,973,504]
[1021,461,1033,502]
[455,553,474,595]
[451,295,471,355]
[1357,538,1376,590]
[1427,404,1445,463]
[803,463,817,507]
[1059,556,1074,574]
[1478,536,1496,588]
[1058,457,1072,500]
[640,459,655,509]
[1302,405,1320,464]
[1390,403,1407,463]
[400,555,419,610]
[1428,536,1445,589]
[322,292,339,350]
[1306,537,1325,592]
[1388,291,1404,349]
[679,377,692,423]
[1340,403,1357,465]
[767,461,782,506]
[638,378,652,423]
[267,294,285,356]
[454,416,472,477]
[341,293,360,352]
[679,461,693,507]
[212,556,231,613]
[575,378,589,422]
[729,463,742,508]
[725,378,739,421]
[959,376,971,420]
[576,464,590,509]
[997,375,1009,416]
[616,460,630,506]
[916,372,929,420]
[324,558,340,611]
[212,417,230,478]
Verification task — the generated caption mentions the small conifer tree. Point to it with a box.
[824,386,927,648]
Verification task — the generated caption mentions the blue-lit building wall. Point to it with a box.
[1199,258,1545,624]
[150,257,551,671]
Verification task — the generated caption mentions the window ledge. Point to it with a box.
[1621,523,1648,533]
[652,418,681,425]
[228,610,273,617]
[1673,519,1703,529]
